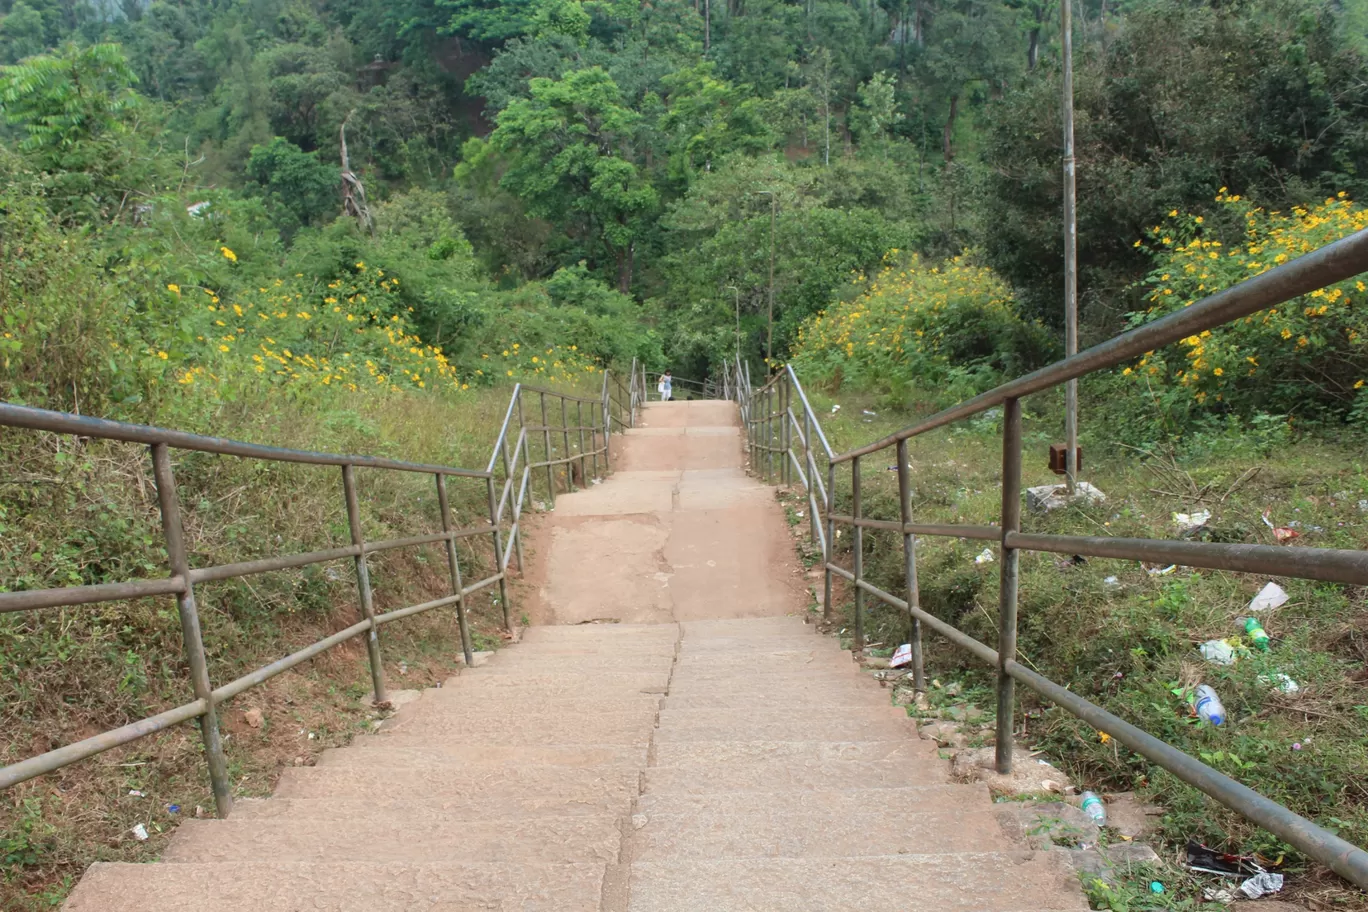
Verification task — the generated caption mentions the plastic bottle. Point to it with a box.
[1195,684,1226,726]
[1243,617,1271,651]
[1080,791,1107,825]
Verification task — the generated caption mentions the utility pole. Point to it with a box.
[755,190,777,369]
[1061,0,1079,492]
[704,0,710,53]
[725,285,742,362]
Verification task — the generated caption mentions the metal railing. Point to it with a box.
[0,368,642,817]
[728,226,1368,889]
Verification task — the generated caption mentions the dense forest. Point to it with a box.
[6,0,1368,430]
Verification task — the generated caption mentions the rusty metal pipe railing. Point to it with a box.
[735,227,1368,888]
[0,366,643,818]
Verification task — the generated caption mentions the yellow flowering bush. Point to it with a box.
[1122,192,1368,422]
[791,253,1053,399]
[151,250,607,400]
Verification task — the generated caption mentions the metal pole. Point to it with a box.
[767,195,776,365]
[341,464,389,706]
[488,476,512,631]
[561,397,573,492]
[851,455,865,652]
[896,439,925,692]
[1062,0,1079,492]
[824,462,836,621]
[765,384,774,481]
[804,409,818,545]
[500,430,524,572]
[540,392,555,506]
[780,377,791,486]
[152,443,233,817]
[602,379,612,469]
[577,400,587,487]
[436,475,473,665]
[995,397,1023,773]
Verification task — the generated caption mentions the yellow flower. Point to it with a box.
[1213,367,1224,376]
[221,247,237,262]
[167,284,180,294]
[1098,731,1111,744]
[506,370,513,377]
[157,351,169,360]
[1356,380,1365,390]
[218,344,230,352]
[356,261,366,270]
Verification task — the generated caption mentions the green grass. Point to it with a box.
[796,382,1368,906]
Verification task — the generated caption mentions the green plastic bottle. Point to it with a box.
[1243,617,1271,651]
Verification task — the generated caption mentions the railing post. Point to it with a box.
[488,475,513,631]
[896,439,926,692]
[851,454,865,652]
[602,377,612,470]
[577,399,588,484]
[996,397,1023,774]
[342,464,389,707]
[151,444,233,818]
[765,383,774,482]
[540,392,555,506]
[787,377,798,489]
[561,396,573,492]
[500,429,524,572]
[804,408,818,546]
[436,474,474,665]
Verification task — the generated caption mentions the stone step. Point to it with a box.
[654,716,915,743]
[644,758,948,794]
[632,791,1010,860]
[521,624,679,641]
[478,655,676,672]
[273,765,640,805]
[375,710,654,745]
[234,793,633,822]
[320,743,648,768]
[668,666,876,682]
[434,673,669,695]
[163,814,620,865]
[627,853,1089,912]
[653,740,934,766]
[500,643,679,656]
[657,707,907,727]
[640,783,980,814]
[663,692,896,710]
[63,861,604,911]
[676,636,842,653]
[680,618,810,635]
[674,651,853,669]
[416,691,661,714]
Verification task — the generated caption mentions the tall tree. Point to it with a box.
[488,66,659,291]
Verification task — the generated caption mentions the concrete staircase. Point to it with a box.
[65,617,1086,911]
[63,400,1087,911]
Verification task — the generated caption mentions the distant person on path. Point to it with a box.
[658,371,673,401]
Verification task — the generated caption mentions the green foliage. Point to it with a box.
[1104,193,1368,444]
[489,67,659,291]
[246,137,341,232]
[791,253,1055,401]
[981,0,1368,327]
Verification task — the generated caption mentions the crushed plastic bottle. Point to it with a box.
[1242,617,1271,651]
[1199,639,1236,665]
[1195,684,1226,726]
[1080,791,1107,825]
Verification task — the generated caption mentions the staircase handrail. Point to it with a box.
[729,224,1368,889]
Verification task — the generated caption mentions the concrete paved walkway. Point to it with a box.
[64,400,1087,912]
[538,400,805,624]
